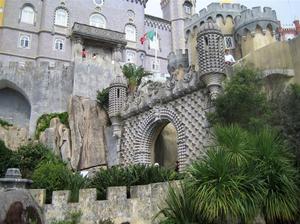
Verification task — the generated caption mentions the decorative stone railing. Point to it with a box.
[72,22,127,46]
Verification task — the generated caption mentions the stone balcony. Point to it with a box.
[72,22,127,47]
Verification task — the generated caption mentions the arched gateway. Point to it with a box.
[134,107,186,168]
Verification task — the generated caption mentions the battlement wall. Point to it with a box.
[30,181,177,224]
[145,15,171,31]
[235,6,280,37]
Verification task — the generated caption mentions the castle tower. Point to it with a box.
[234,7,280,57]
[197,22,226,100]
[108,75,128,137]
[161,0,196,51]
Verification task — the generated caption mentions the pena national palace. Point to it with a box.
[0,0,299,223]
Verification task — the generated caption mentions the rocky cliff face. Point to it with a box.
[39,96,109,170]
[0,126,28,151]
[68,95,109,170]
[39,118,72,164]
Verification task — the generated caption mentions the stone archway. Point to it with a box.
[134,107,187,170]
[0,80,31,128]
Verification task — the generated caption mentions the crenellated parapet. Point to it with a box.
[234,6,280,38]
[30,181,176,223]
[120,67,204,119]
[125,0,148,7]
[145,15,171,31]
[185,3,247,37]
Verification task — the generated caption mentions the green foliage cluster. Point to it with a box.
[159,125,299,223]
[0,118,12,128]
[97,88,109,110]
[270,84,300,165]
[209,68,271,131]
[0,142,56,178]
[32,162,87,203]
[35,112,69,139]
[122,64,151,92]
[87,165,182,200]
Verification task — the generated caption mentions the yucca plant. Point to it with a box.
[157,182,208,224]
[122,64,151,92]
[252,128,299,223]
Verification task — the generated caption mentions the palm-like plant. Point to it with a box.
[122,64,151,92]
[252,129,299,223]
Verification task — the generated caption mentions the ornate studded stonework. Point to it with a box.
[120,87,212,171]
[197,22,226,100]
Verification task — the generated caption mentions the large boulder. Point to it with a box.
[68,95,108,170]
[39,118,71,163]
[0,126,28,151]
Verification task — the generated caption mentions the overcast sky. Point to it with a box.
[145,0,300,25]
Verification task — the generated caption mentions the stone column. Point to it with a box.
[71,37,83,61]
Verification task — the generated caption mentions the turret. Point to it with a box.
[108,75,128,137]
[197,22,226,100]
[161,0,196,51]
[234,7,280,57]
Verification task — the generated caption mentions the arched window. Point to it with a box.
[54,8,68,27]
[89,14,106,28]
[126,50,135,64]
[54,38,64,51]
[149,35,159,50]
[125,24,136,42]
[19,34,30,48]
[20,6,35,24]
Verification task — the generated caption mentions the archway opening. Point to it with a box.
[0,87,31,128]
[150,122,178,169]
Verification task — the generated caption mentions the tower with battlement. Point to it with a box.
[234,7,280,57]
[161,0,196,51]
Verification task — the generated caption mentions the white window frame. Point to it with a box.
[125,24,136,42]
[19,34,31,49]
[20,6,35,25]
[151,59,160,72]
[54,38,65,51]
[126,50,136,64]
[93,0,104,6]
[89,14,106,28]
[54,8,68,27]
[184,5,192,15]
[149,35,159,50]
[224,36,235,49]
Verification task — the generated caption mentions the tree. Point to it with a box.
[122,64,151,92]
[209,68,271,132]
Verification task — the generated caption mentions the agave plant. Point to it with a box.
[122,64,151,92]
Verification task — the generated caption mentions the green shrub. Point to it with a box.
[97,88,109,110]
[13,143,58,179]
[87,165,182,200]
[0,140,17,177]
[0,118,12,128]
[32,161,87,203]
[35,112,69,139]
[98,219,114,224]
[209,68,271,131]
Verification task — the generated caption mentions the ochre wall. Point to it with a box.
[241,28,276,57]
[0,0,5,26]
[238,35,300,85]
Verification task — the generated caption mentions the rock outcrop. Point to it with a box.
[68,96,108,170]
[39,118,72,163]
[0,126,28,151]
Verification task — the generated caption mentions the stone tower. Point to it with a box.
[197,22,226,100]
[108,75,127,137]
[161,0,196,51]
[234,7,280,57]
